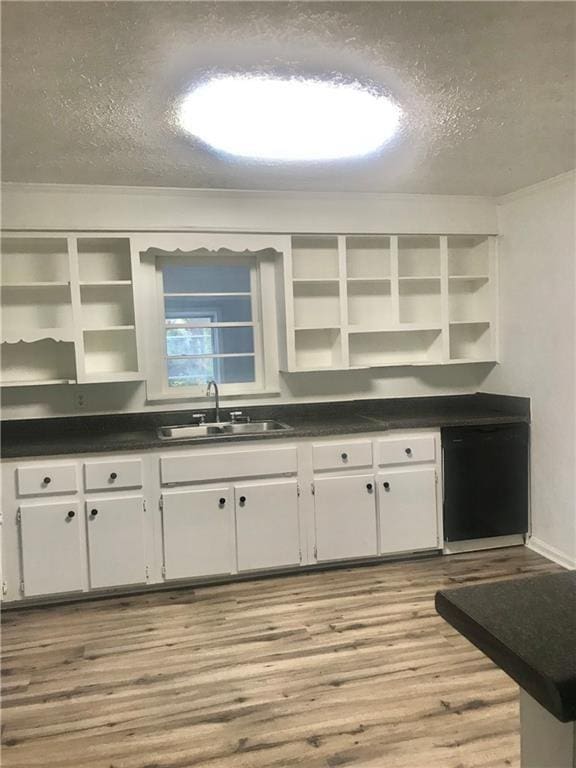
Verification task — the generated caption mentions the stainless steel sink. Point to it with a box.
[157,420,292,440]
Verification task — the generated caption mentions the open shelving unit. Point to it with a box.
[1,236,76,386]
[446,235,496,362]
[281,233,498,372]
[1,235,143,387]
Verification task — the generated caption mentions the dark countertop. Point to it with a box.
[1,392,529,459]
[436,571,576,723]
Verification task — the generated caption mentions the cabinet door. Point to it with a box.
[20,502,83,596]
[162,487,233,580]
[86,496,146,589]
[235,480,300,571]
[314,474,378,562]
[377,468,438,554]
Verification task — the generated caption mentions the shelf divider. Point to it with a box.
[338,235,349,368]
[440,235,450,362]
[390,236,400,326]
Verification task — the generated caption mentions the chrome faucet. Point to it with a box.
[206,379,220,423]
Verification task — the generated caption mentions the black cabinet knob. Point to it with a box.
[341,452,348,461]
[43,476,51,485]
[90,509,98,517]
[110,472,118,480]
[239,495,246,504]
[405,447,412,456]
[66,510,75,519]
[366,483,373,492]
[219,497,226,506]
[383,481,390,490]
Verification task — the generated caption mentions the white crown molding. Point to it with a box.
[0,181,499,234]
[497,170,576,205]
[0,181,494,205]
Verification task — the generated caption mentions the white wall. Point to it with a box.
[0,364,492,419]
[484,171,576,567]
[0,183,497,419]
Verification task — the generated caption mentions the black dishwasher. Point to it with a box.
[442,423,529,542]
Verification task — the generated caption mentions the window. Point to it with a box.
[142,245,280,400]
[163,260,257,387]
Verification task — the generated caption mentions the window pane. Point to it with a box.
[166,327,214,357]
[166,327,254,357]
[167,357,215,387]
[167,355,255,387]
[218,356,256,384]
[165,295,253,323]
[163,264,251,294]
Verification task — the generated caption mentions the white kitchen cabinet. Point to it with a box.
[235,479,301,571]
[162,487,233,580]
[1,235,143,387]
[377,468,438,554]
[85,495,147,589]
[19,501,83,596]
[281,234,498,372]
[313,474,378,562]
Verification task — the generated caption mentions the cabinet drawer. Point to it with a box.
[312,440,373,471]
[17,464,78,497]
[84,459,143,492]
[377,436,436,466]
[160,446,298,485]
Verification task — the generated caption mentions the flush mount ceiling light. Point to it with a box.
[178,75,402,162]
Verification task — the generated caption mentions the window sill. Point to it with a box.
[145,386,281,404]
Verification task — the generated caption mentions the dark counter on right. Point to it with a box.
[436,571,576,723]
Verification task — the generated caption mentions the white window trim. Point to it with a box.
[139,241,281,402]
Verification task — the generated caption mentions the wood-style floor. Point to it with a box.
[1,547,562,768]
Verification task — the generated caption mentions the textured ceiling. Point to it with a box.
[2,1,575,194]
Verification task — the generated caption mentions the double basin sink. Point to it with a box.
[157,420,292,441]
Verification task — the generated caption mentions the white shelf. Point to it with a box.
[291,236,340,280]
[397,323,443,332]
[79,280,132,287]
[1,237,70,284]
[1,339,77,385]
[347,326,394,334]
[449,275,489,281]
[1,282,70,288]
[449,319,490,325]
[348,324,442,334]
[78,371,144,382]
[347,277,391,283]
[448,236,490,277]
[82,325,136,332]
[398,276,441,281]
[294,325,341,331]
[292,278,340,284]
[293,281,340,328]
[77,238,132,282]
[398,236,441,278]
[83,328,138,376]
[346,236,390,280]
[444,358,496,365]
[1,378,75,388]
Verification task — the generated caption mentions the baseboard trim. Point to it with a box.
[443,534,525,555]
[526,537,576,570]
